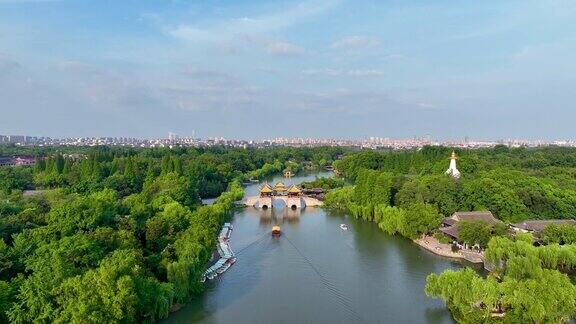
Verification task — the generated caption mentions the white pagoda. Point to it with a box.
[445,151,461,179]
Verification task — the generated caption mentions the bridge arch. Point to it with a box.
[245,195,322,209]
[272,198,287,209]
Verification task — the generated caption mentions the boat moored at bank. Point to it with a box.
[202,223,237,281]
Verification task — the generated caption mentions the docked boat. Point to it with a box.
[219,223,233,241]
[217,263,231,274]
[272,225,281,236]
[202,223,238,281]
[340,224,349,230]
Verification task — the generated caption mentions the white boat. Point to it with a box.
[340,224,349,230]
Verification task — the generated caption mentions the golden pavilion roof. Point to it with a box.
[260,183,273,193]
[287,185,301,194]
[274,181,287,191]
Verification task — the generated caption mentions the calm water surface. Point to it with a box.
[166,173,463,324]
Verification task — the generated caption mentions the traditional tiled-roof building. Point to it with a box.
[511,219,576,233]
[439,211,502,241]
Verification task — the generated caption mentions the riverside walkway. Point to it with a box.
[415,235,484,264]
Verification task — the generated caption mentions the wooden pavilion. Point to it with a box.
[287,185,302,197]
[260,183,273,197]
[274,181,287,194]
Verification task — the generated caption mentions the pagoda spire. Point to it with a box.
[445,151,461,179]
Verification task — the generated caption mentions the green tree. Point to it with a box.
[540,224,576,245]
[400,202,442,239]
[457,221,496,248]
[54,249,141,323]
[377,206,406,235]
[0,280,11,323]
[324,186,354,211]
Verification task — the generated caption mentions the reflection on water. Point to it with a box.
[164,172,459,324]
[257,207,301,226]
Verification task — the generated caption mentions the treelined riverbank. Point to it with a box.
[323,147,576,323]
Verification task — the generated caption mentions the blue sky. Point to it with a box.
[1,0,575,139]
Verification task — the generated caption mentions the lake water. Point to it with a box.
[165,172,464,324]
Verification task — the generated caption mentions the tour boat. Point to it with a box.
[340,224,349,230]
[216,263,230,274]
[202,222,238,281]
[272,225,281,236]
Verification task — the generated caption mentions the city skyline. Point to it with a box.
[3,133,576,151]
[1,0,576,139]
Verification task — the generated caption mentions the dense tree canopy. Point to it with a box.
[426,236,576,323]
[539,224,576,245]
[457,221,508,249]
[4,145,576,322]
[328,146,576,230]
[0,145,343,322]
[326,146,576,322]
[299,176,346,190]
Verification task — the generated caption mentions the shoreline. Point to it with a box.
[414,236,484,264]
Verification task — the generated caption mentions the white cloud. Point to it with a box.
[163,0,339,57]
[169,25,213,42]
[167,0,341,41]
[302,68,341,76]
[291,89,403,114]
[416,102,438,109]
[266,41,305,56]
[220,34,307,57]
[56,61,102,75]
[347,69,384,76]
[301,68,383,77]
[332,36,381,51]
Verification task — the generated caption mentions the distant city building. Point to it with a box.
[445,151,461,179]
[168,132,179,141]
[3,134,576,150]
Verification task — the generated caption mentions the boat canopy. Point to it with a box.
[203,223,236,279]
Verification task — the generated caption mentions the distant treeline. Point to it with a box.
[331,145,576,223]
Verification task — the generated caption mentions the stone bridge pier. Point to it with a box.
[244,196,322,209]
[245,196,273,209]
[279,196,302,209]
